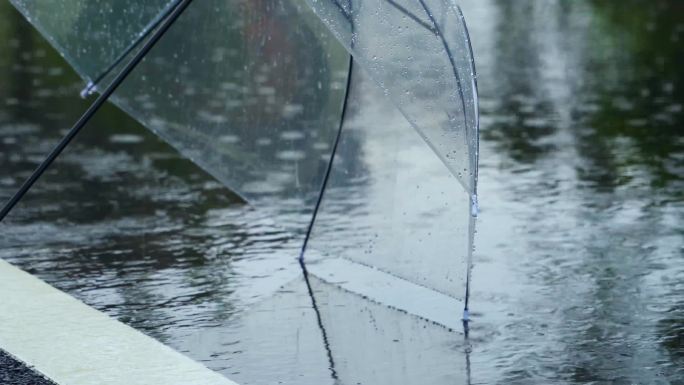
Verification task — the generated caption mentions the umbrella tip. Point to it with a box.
[470,194,479,217]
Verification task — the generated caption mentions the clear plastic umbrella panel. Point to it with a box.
[8,0,479,383]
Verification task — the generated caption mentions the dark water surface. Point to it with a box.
[1,1,683,384]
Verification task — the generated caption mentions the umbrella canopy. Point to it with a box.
[8,0,478,325]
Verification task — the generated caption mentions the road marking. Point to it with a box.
[0,259,238,385]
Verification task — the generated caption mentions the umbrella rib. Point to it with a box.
[296,57,354,264]
[331,0,352,22]
[416,0,469,132]
[384,0,437,34]
[332,0,435,35]
[81,0,184,97]
[0,0,195,222]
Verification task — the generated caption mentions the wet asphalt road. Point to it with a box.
[0,350,55,385]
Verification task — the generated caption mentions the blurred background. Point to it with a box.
[0,0,682,383]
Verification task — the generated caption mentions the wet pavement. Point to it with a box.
[0,350,55,385]
[0,1,683,384]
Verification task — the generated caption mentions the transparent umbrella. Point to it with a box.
[4,0,479,381]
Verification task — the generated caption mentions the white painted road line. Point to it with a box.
[0,259,239,385]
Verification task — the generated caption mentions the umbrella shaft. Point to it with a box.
[0,0,195,222]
